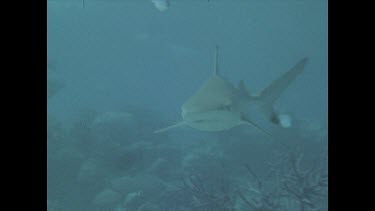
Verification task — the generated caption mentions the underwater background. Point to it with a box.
[47,0,327,210]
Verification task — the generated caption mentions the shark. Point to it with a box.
[154,46,308,134]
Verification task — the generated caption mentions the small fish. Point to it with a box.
[151,0,169,12]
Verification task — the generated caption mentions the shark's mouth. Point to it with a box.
[183,110,242,131]
[192,118,222,123]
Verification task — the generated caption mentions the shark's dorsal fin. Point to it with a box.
[214,45,219,76]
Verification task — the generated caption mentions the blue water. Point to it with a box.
[48,1,327,210]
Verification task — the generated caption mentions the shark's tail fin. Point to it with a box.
[253,58,308,128]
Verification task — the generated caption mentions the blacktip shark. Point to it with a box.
[154,46,308,135]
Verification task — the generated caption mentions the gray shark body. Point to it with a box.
[155,46,308,134]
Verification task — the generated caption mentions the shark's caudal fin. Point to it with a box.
[255,58,308,127]
[154,121,186,133]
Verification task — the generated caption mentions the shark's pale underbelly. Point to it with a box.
[182,110,242,131]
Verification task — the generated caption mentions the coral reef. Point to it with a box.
[47,108,327,211]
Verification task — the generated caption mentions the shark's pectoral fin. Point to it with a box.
[253,58,308,128]
[258,58,308,105]
[240,116,272,137]
[154,121,186,134]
